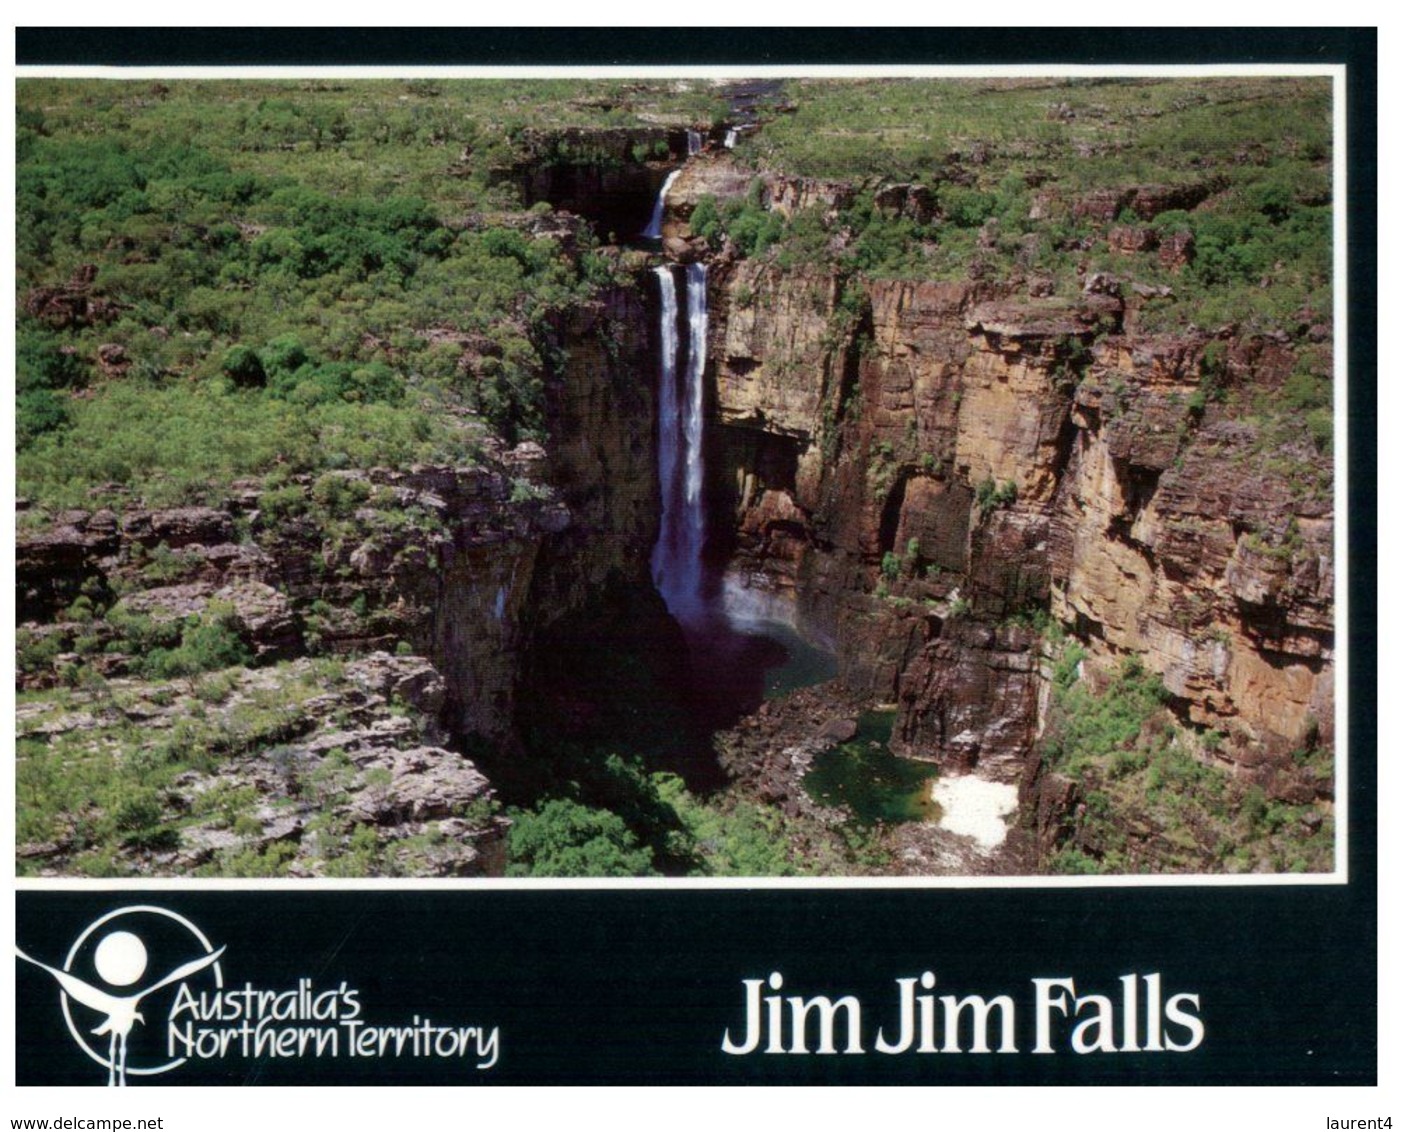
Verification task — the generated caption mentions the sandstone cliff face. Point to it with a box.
[528,282,658,621]
[700,260,1333,790]
[18,466,568,738]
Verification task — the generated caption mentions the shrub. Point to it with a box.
[18,388,71,445]
[140,602,252,680]
[107,606,183,654]
[975,477,1017,517]
[311,472,372,517]
[507,798,658,877]
[112,788,163,834]
[937,184,998,228]
[221,344,267,388]
[262,333,309,377]
[689,194,722,245]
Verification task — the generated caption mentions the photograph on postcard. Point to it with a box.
[15,72,1340,883]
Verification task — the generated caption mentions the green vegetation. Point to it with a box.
[1040,646,1333,874]
[496,743,871,878]
[975,478,1018,517]
[16,78,683,507]
[17,378,481,509]
[117,601,253,680]
[13,657,508,879]
[652,774,809,876]
[16,660,341,875]
[507,798,657,877]
[718,77,1331,330]
[751,77,1328,189]
[691,182,970,280]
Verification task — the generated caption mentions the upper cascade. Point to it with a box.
[641,169,682,240]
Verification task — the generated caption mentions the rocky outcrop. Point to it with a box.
[16,462,574,740]
[663,156,756,219]
[893,621,1043,779]
[698,255,1333,792]
[23,263,127,330]
[15,260,665,741]
[1071,178,1224,224]
[16,654,507,879]
[15,267,661,879]
[663,158,948,248]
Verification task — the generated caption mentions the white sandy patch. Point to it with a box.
[930,776,1019,853]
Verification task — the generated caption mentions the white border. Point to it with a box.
[8,63,1351,892]
[14,63,1346,78]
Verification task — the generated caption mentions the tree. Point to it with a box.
[221,344,266,389]
[507,798,657,877]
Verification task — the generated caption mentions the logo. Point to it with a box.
[16,905,225,1087]
[18,903,501,1086]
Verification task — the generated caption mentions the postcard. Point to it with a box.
[7,28,1378,1111]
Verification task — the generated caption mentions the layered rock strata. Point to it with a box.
[697,254,1332,801]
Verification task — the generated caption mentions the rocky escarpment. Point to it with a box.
[662,154,1334,840]
[18,460,569,738]
[719,265,1328,741]
[18,279,658,720]
[15,275,659,876]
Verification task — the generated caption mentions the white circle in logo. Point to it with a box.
[60,905,223,1079]
[92,931,147,987]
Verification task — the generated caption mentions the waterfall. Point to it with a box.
[723,128,738,149]
[687,129,703,156]
[682,262,709,608]
[651,263,709,625]
[641,169,681,240]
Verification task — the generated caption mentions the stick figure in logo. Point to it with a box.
[17,931,225,1086]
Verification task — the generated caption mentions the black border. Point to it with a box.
[13,27,1375,67]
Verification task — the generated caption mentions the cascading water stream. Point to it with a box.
[650,264,709,626]
[682,261,709,608]
[641,169,681,240]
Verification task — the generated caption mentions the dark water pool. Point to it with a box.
[802,710,941,826]
[680,611,836,730]
[748,618,839,701]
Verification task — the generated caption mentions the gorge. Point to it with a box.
[15,76,1337,878]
